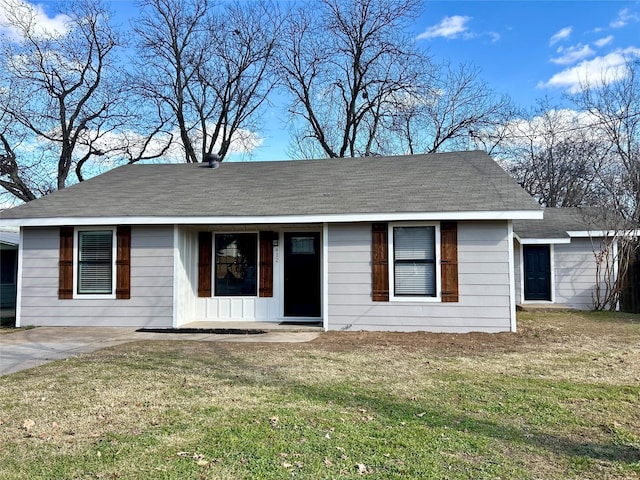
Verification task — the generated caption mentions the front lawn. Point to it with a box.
[0,311,638,479]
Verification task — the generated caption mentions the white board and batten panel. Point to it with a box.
[177,226,280,324]
[327,221,513,332]
[174,227,198,326]
[19,226,175,327]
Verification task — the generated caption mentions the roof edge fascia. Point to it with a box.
[568,229,640,238]
[515,237,572,245]
[3,210,544,227]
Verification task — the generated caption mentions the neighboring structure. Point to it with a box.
[1,151,544,332]
[513,207,632,310]
[0,228,19,314]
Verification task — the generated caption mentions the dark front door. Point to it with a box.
[523,245,551,301]
[284,232,321,317]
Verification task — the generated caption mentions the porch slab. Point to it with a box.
[516,304,575,312]
[178,321,324,333]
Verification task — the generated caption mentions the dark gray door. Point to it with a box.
[523,245,551,301]
[284,232,321,317]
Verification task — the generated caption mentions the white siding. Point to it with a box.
[19,226,174,327]
[327,222,512,332]
[514,238,606,310]
[554,238,601,310]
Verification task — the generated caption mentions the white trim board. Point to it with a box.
[508,221,517,332]
[514,235,571,245]
[322,223,329,332]
[14,228,23,328]
[568,230,640,238]
[2,209,544,227]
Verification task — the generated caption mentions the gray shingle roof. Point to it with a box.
[513,207,618,239]
[1,151,540,221]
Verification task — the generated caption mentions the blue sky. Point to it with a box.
[415,1,639,106]
[263,0,639,160]
[2,1,639,161]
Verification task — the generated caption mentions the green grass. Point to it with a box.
[0,311,638,479]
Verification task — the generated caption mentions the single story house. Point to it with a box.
[513,208,632,310]
[1,151,549,332]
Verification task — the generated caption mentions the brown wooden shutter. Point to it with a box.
[116,226,131,299]
[198,231,212,297]
[372,223,389,301]
[259,232,275,297]
[58,227,74,299]
[440,222,459,302]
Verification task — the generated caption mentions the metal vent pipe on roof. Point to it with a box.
[205,153,221,169]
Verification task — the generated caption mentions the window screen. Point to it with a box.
[393,226,436,296]
[77,230,113,294]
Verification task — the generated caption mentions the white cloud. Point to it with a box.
[84,126,264,164]
[500,108,600,149]
[594,35,614,48]
[610,7,639,28]
[0,0,70,41]
[549,26,572,46]
[538,47,640,93]
[551,44,595,65]
[416,15,471,40]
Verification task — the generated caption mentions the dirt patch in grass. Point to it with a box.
[307,311,640,354]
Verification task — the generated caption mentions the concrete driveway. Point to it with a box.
[0,327,320,376]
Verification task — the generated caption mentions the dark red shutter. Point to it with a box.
[259,232,275,297]
[58,227,74,299]
[116,226,131,299]
[372,223,389,301]
[198,231,212,297]
[440,222,459,302]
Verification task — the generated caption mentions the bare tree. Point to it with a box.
[564,59,640,312]
[277,0,426,158]
[582,208,638,311]
[388,62,516,155]
[572,58,640,226]
[499,102,609,208]
[0,0,132,202]
[133,0,281,163]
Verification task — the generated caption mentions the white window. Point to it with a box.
[390,224,440,300]
[75,229,116,297]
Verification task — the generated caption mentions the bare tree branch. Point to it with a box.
[133,0,281,163]
[0,0,128,202]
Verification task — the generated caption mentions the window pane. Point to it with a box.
[393,226,436,297]
[291,236,315,254]
[79,231,113,261]
[394,227,435,260]
[78,231,113,294]
[215,233,257,296]
[394,262,436,296]
[78,263,113,293]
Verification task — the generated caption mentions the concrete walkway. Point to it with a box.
[0,327,320,376]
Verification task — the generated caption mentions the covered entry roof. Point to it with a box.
[513,207,632,242]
